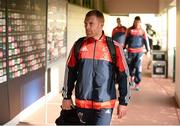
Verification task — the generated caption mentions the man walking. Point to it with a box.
[124,16,150,91]
[62,10,130,125]
[112,17,127,47]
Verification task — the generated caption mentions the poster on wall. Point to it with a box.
[47,0,67,63]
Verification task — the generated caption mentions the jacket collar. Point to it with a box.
[85,31,106,42]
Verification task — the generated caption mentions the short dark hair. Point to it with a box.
[85,9,104,23]
[134,16,141,21]
[117,17,120,21]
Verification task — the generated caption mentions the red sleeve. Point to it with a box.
[67,46,77,67]
[112,27,116,36]
[114,41,128,72]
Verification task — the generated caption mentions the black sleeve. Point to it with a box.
[116,71,130,105]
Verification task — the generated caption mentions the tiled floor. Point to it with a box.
[17,55,180,125]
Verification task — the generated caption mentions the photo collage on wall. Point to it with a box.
[0,0,7,83]
[47,0,67,63]
[0,0,47,82]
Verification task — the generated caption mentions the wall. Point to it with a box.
[0,0,47,124]
[0,83,10,124]
[67,4,88,54]
[67,4,113,54]
[47,59,66,94]
[103,0,159,15]
[8,69,45,119]
[175,0,180,107]
[167,7,176,78]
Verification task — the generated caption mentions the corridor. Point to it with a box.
[16,55,180,125]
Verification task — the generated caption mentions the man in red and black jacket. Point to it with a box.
[112,17,127,47]
[124,16,150,91]
[62,10,130,125]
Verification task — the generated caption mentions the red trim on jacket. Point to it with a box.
[75,99,116,110]
[128,47,144,53]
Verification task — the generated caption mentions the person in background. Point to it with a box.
[61,10,130,125]
[112,17,127,47]
[153,41,161,50]
[124,16,150,91]
[146,24,160,69]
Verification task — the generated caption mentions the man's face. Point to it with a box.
[133,20,141,28]
[84,15,103,38]
[117,18,121,25]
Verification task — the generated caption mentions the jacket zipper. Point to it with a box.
[92,40,97,108]
[92,40,97,76]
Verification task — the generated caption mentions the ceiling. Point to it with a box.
[103,0,175,15]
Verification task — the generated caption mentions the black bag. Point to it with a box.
[55,107,80,125]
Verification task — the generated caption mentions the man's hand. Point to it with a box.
[146,51,151,58]
[117,105,128,119]
[62,99,74,110]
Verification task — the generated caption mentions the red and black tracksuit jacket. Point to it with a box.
[112,26,127,45]
[63,34,130,110]
[124,26,150,53]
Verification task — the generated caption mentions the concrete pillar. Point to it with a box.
[175,0,180,107]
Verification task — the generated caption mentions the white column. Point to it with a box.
[175,0,180,107]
